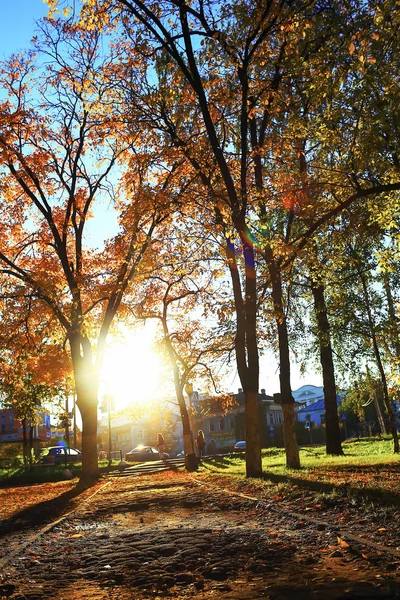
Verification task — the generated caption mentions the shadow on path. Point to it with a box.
[0,480,98,538]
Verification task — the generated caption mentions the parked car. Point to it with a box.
[40,446,82,464]
[233,440,246,452]
[125,445,170,462]
[176,451,185,458]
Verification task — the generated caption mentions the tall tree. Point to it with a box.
[133,225,228,469]
[0,20,173,481]
[46,0,400,474]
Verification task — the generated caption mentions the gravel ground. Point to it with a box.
[0,470,399,599]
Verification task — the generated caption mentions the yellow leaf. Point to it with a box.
[349,42,356,55]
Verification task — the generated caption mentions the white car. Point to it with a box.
[125,446,170,462]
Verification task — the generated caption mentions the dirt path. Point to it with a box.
[1,471,399,599]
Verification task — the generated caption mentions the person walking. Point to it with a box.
[195,430,205,460]
[156,433,165,460]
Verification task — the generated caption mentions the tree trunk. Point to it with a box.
[69,334,100,482]
[226,234,262,478]
[244,390,261,476]
[22,419,28,468]
[65,392,70,448]
[161,315,196,469]
[269,260,300,468]
[311,281,343,455]
[78,396,100,480]
[175,384,194,455]
[176,385,197,471]
[29,425,34,468]
[359,270,399,453]
[383,272,400,359]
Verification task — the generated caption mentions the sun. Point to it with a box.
[100,322,166,411]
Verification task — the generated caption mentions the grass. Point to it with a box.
[0,459,122,486]
[199,436,400,501]
[1,437,398,497]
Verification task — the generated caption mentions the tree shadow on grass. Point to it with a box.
[262,466,400,506]
[202,455,238,470]
[0,479,98,538]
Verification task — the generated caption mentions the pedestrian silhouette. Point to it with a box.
[195,430,205,460]
[157,433,165,460]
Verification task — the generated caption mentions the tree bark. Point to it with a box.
[269,260,300,468]
[311,280,343,455]
[22,419,28,468]
[162,316,196,469]
[226,234,262,478]
[359,269,399,453]
[69,334,100,482]
[383,272,400,359]
[176,386,197,471]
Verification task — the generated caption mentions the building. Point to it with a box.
[0,409,51,443]
[193,388,284,453]
[292,385,324,407]
[295,389,342,427]
[98,402,183,457]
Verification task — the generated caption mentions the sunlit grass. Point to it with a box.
[268,436,398,472]
[203,436,398,474]
[199,436,400,497]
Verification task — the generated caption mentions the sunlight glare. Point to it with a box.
[100,323,164,410]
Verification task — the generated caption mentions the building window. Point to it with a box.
[269,413,274,425]
[209,421,215,432]
[219,419,224,431]
[229,417,235,430]
[137,430,143,440]
[277,413,282,424]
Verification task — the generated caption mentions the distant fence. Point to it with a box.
[98,450,123,460]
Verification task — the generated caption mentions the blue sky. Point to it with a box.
[0,2,49,58]
[0,2,120,249]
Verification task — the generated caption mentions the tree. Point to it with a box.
[0,289,70,465]
[1,369,58,466]
[45,0,400,474]
[0,20,173,481]
[132,226,229,469]
[110,0,400,473]
[352,246,399,452]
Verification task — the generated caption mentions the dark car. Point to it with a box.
[125,445,170,462]
[233,440,246,452]
[40,446,82,464]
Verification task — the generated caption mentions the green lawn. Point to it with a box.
[199,436,400,498]
[1,437,398,496]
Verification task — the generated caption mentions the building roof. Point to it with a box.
[292,385,323,400]
[297,398,326,413]
[297,394,341,413]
